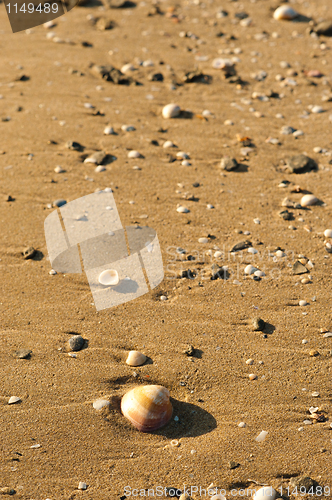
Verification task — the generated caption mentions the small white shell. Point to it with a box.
[95,165,106,172]
[324,229,332,238]
[121,124,136,132]
[98,269,119,286]
[244,264,258,275]
[126,351,147,367]
[162,103,181,119]
[93,399,110,410]
[104,125,115,135]
[177,206,190,213]
[214,251,223,258]
[8,396,21,405]
[212,58,233,69]
[163,140,176,148]
[253,487,277,500]
[255,430,268,442]
[198,237,209,244]
[273,5,299,20]
[176,152,190,159]
[299,300,308,306]
[300,194,319,207]
[128,150,142,159]
[121,63,136,73]
[181,160,191,166]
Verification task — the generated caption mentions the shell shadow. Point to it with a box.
[292,14,312,23]
[114,279,139,294]
[153,399,217,438]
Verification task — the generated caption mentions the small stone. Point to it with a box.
[281,125,296,135]
[246,359,254,365]
[220,157,239,171]
[252,317,265,331]
[279,209,293,220]
[285,154,318,174]
[229,461,240,469]
[198,237,209,244]
[8,396,21,405]
[4,195,14,202]
[311,105,324,114]
[289,477,318,490]
[293,261,308,275]
[183,344,195,356]
[128,150,143,159]
[301,278,311,284]
[324,229,332,238]
[0,487,16,495]
[68,335,85,351]
[84,151,106,165]
[15,349,32,359]
[299,300,308,306]
[314,20,332,37]
[309,350,319,356]
[22,247,36,260]
[66,140,82,150]
[104,125,115,135]
[121,124,136,132]
[255,430,268,442]
[54,165,65,173]
[96,18,114,30]
[249,374,257,380]
[231,241,252,252]
[78,482,87,490]
[53,199,67,207]
[238,422,246,428]
[311,391,320,397]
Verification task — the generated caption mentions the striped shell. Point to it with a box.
[121,385,173,432]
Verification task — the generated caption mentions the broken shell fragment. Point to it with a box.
[300,194,319,207]
[273,5,299,21]
[121,385,173,432]
[98,269,119,286]
[162,103,181,119]
[253,487,277,500]
[126,351,147,367]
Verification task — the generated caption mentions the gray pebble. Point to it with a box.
[68,335,85,351]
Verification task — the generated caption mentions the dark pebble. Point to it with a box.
[4,195,14,202]
[68,335,85,351]
[229,460,241,469]
[149,73,164,82]
[252,317,265,331]
[230,240,252,252]
[53,199,67,207]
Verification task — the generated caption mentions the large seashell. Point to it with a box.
[121,385,173,432]
[162,104,181,119]
[98,269,119,286]
[253,487,277,500]
[126,350,147,367]
[273,5,299,21]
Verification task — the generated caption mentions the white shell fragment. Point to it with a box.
[104,125,115,135]
[324,229,332,238]
[273,5,299,21]
[253,487,278,500]
[212,58,233,69]
[121,63,136,73]
[78,482,87,491]
[300,194,319,207]
[121,125,136,132]
[299,300,308,307]
[128,150,142,159]
[8,396,21,405]
[93,399,110,410]
[177,206,190,213]
[126,350,147,367]
[255,430,268,442]
[245,264,258,275]
[162,104,181,119]
[98,269,119,286]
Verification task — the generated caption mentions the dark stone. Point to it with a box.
[293,261,308,275]
[235,11,248,19]
[285,154,318,174]
[183,70,212,84]
[252,317,265,331]
[279,210,293,220]
[192,182,200,187]
[15,349,32,359]
[90,64,134,85]
[149,73,164,82]
[0,487,16,495]
[230,240,252,252]
[68,335,85,352]
[211,265,228,281]
[220,157,239,171]
[181,269,196,279]
[314,20,332,37]
[183,344,195,356]
[81,41,93,47]
[4,195,14,202]
[53,199,67,207]
[66,140,83,151]
[229,460,241,469]
[22,247,36,260]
